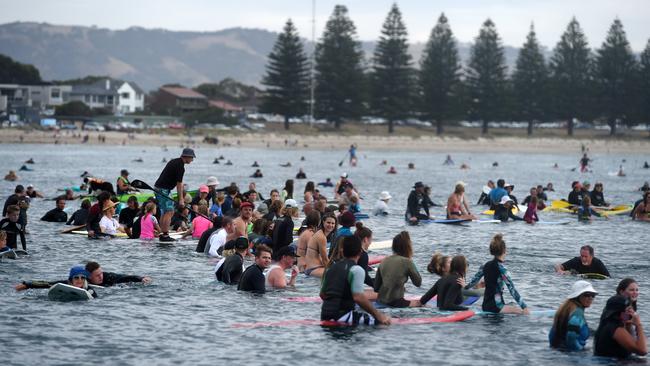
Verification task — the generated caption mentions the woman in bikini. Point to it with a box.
[304,212,337,278]
[296,211,321,272]
[446,183,476,220]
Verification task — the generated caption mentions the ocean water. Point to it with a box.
[1,143,648,366]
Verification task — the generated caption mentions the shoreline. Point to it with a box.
[1,128,650,154]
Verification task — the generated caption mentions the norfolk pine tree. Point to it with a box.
[261,19,310,130]
[639,40,650,136]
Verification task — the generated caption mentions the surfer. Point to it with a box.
[594,295,647,358]
[372,191,391,216]
[477,180,495,206]
[295,168,307,179]
[420,255,469,310]
[632,192,650,221]
[443,155,454,165]
[4,170,18,181]
[215,237,249,285]
[617,165,626,177]
[266,246,299,289]
[549,280,597,351]
[0,205,26,250]
[25,158,35,164]
[488,179,507,209]
[494,196,523,222]
[554,245,610,277]
[84,177,116,196]
[446,183,475,220]
[348,144,357,165]
[251,161,260,167]
[373,231,422,308]
[116,169,137,194]
[387,166,397,174]
[334,173,351,199]
[405,182,431,224]
[465,234,529,314]
[567,182,584,206]
[644,162,649,169]
[251,169,263,178]
[577,196,603,221]
[154,148,195,242]
[40,198,68,223]
[25,184,44,198]
[238,244,273,294]
[320,235,391,325]
[523,196,539,224]
[318,178,333,187]
[15,262,151,290]
[271,200,299,256]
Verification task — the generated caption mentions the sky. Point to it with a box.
[2,0,649,50]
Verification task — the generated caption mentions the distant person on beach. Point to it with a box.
[154,148,195,242]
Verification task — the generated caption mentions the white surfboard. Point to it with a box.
[48,283,94,302]
[369,240,392,250]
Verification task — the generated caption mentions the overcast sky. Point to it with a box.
[2,0,649,50]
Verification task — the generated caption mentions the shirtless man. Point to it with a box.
[227,201,253,241]
[266,246,299,289]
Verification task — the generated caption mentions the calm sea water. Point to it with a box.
[1,143,648,366]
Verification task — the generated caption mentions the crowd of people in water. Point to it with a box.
[2,148,648,359]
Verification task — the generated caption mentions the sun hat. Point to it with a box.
[199,185,209,193]
[206,176,219,186]
[379,191,392,200]
[567,280,598,299]
[284,199,298,208]
[102,201,118,211]
[341,172,348,178]
[181,148,196,158]
[499,195,513,205]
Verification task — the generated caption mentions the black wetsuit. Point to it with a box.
[237,264,266,294]
[196,226,219,253]
[216,253,244,285]
[590,190,606,207]
[271,215,294,257]
[118,206,138,229]
[493,205,523,222]
[594,320,630,358]
[66,208,89,225]
[406,190,430,220]
[320,259,356,321]
[2,194,20,217]
[21,272,144,289]
[477,192,491,206]
[0,218,26,250]
[561,257,610,277]
[88,181,116,195]
[420,274,468,310]
[40,208,68,223]
[568,191,583,206]
[357,251,375,287]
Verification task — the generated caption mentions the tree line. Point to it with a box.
[261,4,650,135]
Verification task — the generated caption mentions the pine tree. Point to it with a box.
[371,3,413,134]
[466,19,507,134]
[594,19,638,135]
[549,18,593,136]
[512,24,548,135]
[261,19,310,130]
[639,40,650,132]
[314,5,366,128]
[419,13,461,135]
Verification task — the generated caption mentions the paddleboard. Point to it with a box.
[48,283,94,302]
[231,310,475,328]
[67,230,184,240]
[580,273,609,280]
[369,240,393,250]
[419,219,471,225]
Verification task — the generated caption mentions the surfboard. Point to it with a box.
[354,213,370,219]
[481,207,520,216]
[67,230,184,240]
[473,219,502,224]
[368,255,386,265]
[0,250,17,260]
[580,273,609,280]
[369,240,393,250]
[47,283,94,302]
[231,310,475,329]
[535,220,572,225]
[419,219,471,225]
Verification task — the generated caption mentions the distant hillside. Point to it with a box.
[0,22,541,90]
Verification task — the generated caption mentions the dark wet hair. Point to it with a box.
[85,261,100,273]
[342,235,362,258]
[450,255,467,277]
[304,181,315,194]
[392,231,413,258]
[489,234,506,256]
[127,196,139,207]
[354,222,372,241]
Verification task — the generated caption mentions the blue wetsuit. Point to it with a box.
[466,258,527,313]
[549,306,589,351]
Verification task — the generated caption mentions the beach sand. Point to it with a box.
[1,128,649,154]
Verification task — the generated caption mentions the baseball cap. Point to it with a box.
[341,172,348,178]
[499,195,513,205]
[181,148,196,158]
[240,201,254,210]
[276,246,300,258]
[199,185,209,193]
[284,199,298,208]
[234,237,249,250]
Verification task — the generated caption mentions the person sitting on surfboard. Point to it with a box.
[549,280,597,351]
[420,255,470,311]
[446,183,476,220]
[493,196,523,222]
[554,245,610,278]
[465,234,529,315]
[632,192,650,222]
[405,182,431,223]
[488,179,507,210]
[373,231,422,308]
[567,182,584,206]
[523,196,540,224]
[477,180,495,206]
[577,196,603,222]
[320,235,391,325]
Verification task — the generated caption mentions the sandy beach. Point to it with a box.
[1,128,649,154]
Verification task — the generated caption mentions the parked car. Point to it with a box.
[84,122,105,131]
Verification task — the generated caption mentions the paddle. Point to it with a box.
[338,152,348,167]
[130,179,211,221]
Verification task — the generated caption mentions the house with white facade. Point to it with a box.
[116,81,145,113]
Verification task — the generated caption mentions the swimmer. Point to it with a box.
[4,170,18,181]
[225,160,233,166]
[407,162,415,170]
[387,166,397,174]
[460,163,469,170]
[617,165,625,177]
[212,158,219,164]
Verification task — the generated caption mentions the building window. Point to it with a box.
[98,95,106,103]
[107,96,114,105]
[121,92,130,99]
[85,95,91,103]
[51,89,60,98]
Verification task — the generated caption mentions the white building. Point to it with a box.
[28,85,72,108]
[117,81,145,113]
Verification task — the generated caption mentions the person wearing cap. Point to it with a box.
[567,181,584,206]
[116,169,136,195]
[238,244,273,294]
[228,201,254,242]
[271,199,299,256]
[405,181,431,223]
[215,237,249,285]
[594,295,647,358]
[488,179,507,210]
[154,148,195,242]
[191,185,210,213]
[549,280,597,351]
[320,235,391,325]
[16,265,96,297]
[40,197,68,223]
[504,183,518,206]
[99,201,122,235]
[493,196,524,222]
[25,185,43,198]
[446,183,476,220]
[266,246,299,289]
[373,191,392,216]
[555,245,610,277]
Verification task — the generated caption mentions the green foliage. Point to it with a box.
[0,54,42,84]
[182,107,229,126]
[371,4,413,133]
[260,19,310,130]
[54,101,93,116]
[549,18,593,136]
[196,78,262,104]
[512,24,548,135]
[466,19,507,134]
[594,19,638,135]
[314,5,366,128]
[52,75,110,85]
[419,13,462,135]
[638,40,650,124]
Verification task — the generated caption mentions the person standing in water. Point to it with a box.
[154,148,195,242]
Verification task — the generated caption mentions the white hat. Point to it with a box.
[284,199,298,208]
[341,172,348,178]
[500,195,513,205]
[379,191,392,200]
[567,280,597,299]
[206,176,219,186]
[482,185,492,194]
